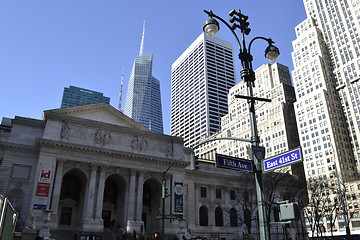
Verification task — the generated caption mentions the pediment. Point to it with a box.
[43,102,149,131]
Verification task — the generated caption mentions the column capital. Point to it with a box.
[90,163,98,171]
[98,164,109,171]
[138,169,147,176]
[130,168,138,175]
[57,159,66,166]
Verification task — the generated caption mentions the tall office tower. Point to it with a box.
[292,15,360,236]
[124,23,163,134]
[197,63,303,177]
[171,33,236,148]
[292,18,358,182]
[61,85,110,108]
[300,0,360,172]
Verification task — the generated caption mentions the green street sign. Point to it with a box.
[165,214,178,219]
[156,214,178,219]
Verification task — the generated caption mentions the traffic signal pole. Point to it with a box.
[161,159,179,240]
[161,173,166,240]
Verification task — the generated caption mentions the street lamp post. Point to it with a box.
[203,9,280,240]
[161,159,180,240]
[161,172,167,240]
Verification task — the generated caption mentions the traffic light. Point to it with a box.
[161,183,169,199]
[153,232,159,239]
[190,154,199,171]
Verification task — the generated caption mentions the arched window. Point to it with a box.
[215,207,223,226]
[230,208,238,227]
[199,206,208,226]
[60,174,82,203]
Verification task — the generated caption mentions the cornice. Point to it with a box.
[36,138,188,167]
[185,168,242,181]
[45,112,183,143]
[13,116,45,128]
[44,103,148,131]
[0,141,36,153]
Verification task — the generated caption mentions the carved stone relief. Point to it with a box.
[166,143,173,157]
[131,136,147,151]
[60,122,70,140]
[95,129,111,145]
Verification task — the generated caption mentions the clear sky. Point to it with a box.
[0,0,307,135]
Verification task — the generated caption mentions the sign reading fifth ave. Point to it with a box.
[216,154,253,172]
[262,147,302,172]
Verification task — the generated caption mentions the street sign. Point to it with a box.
[216,154,253,172]
[262,147,302,172]
[156,214,178,219]
[165,214,178,219]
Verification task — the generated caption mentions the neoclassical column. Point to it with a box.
[208,185,216,226]
[209,185,215,203]
[224,187,230,227]
[187,182,197,227]
[95,166,106,220]
[136,171,144,221]
[85,164,98,221]
[127,169,137,221]
[49,159,65,225]
[123,178,129,226]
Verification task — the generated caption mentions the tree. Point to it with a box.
[224,169,306,238]
[335,179,360,238]
[228,173,258,234]
[303,179,338,239]
[262,169,306,239]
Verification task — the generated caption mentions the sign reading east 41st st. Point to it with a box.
[216,154,253,172]
[262,147,302,172]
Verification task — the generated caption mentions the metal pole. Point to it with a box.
[240,23,269,237]
[237,12,269,239]
[244,70,269,240]
[161,159,179,240]
[161,173,165,240]
[202,10,278,240]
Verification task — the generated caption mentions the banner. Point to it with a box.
[174,182,183,214]
[33,166,53,210]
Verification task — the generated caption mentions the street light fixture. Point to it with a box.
[203,17,220,37]
[203,9,280,240]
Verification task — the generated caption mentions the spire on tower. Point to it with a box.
[139,20,145,56]
[118,67,124,111]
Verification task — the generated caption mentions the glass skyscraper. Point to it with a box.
[61,85,110,108]
[124,25,163,134]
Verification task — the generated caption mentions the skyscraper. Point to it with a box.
[292,0,360,236]
[61,85,110,108]
[292,0,360,180]
[292,17,357,185]
[124,22,163,134]
[298,0,360,172]
[197,63,303,177]
[171,33,235,148]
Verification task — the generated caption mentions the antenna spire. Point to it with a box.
[118,67,124,111]
[139,20,145,56]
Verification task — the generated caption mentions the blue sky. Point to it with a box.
[0,0,307,135]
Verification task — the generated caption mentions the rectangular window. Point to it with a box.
[230,190,236,200]
[216,188,222,199]
[201,187,207,198]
